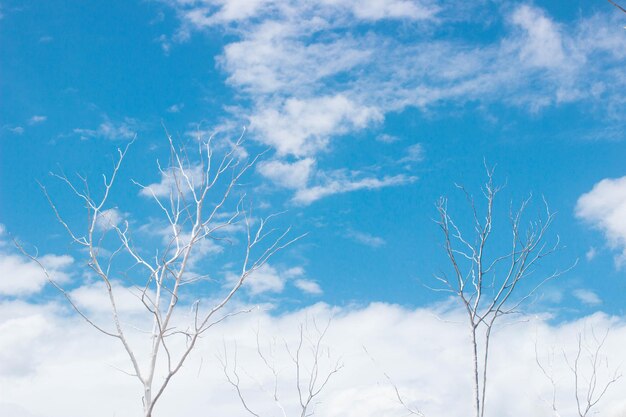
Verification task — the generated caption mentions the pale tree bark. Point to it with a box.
[432,167,573,417]
[221,317,343,417]
[18,130,302,417]
[536,328,621,417]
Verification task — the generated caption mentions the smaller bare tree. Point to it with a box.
[432,167,571,417]
[536,328,621,417]
[221,317,343,417]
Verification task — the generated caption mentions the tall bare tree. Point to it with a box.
[18,131,301,417]
[433,168,569,417]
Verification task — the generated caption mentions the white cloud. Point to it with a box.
[165,2,626,161]
[167,103,184,113]
[399,143,425,164]
[510,5,568,70]
[69,281,150,314]
[0,309,52,376]
[225,264,317,296]
[161,2,626,213]
[0,403,41,417]
[228,264,286,295]
[138,164,205,198]
[143,221,225,271]
[220,24,372,96]
[576,176,626,266]
[347,230,386,248]
[193,0,437,26]
[177,0,271,29]
[1,300,626,417]
[74,118,137,141]
[257,158,314,190]
[249,95,382,157]
[0,252,73,297]
[178,0,437,26]
[293,173,417,205]
[376,133,401,143]
[0,225,74,297]
[572,289,602,306]
[324,0,438,21]
[586,247,597,261]
[28,115,47,125]
[258,157,415,204]
[8,126,24,135]
[95,208,124,231]
[293,278,323,295]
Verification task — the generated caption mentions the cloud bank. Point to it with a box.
[1,300,625,416]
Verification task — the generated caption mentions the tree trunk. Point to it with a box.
[471,327,480,417]
[144,387,152,417]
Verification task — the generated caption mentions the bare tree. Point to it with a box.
[432,167,570,417]
[221,317,343,417]
[536,328,621,417]
[18,131,302,417]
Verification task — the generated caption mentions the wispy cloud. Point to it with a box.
[137,164,205,199]
[257,157,417,205]
[28,115,47,125]
[572,289,602,306]
[399,143,425,164]
[166,103,184,113]
[6,126,24,135]
[376,133,401,143]
[165,2,626,159]
[346,230,386,248]
[585,247,597,262]
[293,278,323,295]
[159,2,626,211]
[293,172,417,205]
[74,118,138,141]
[225,264,318,296]
[257,158,315,190]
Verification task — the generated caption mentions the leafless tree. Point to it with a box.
[432,167,571,417]
[17,131,302,417]
[536,327,621,417]
[221,317,343,417]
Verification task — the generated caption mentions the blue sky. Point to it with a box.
[3,0,626,316]
[3,1,626,416]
